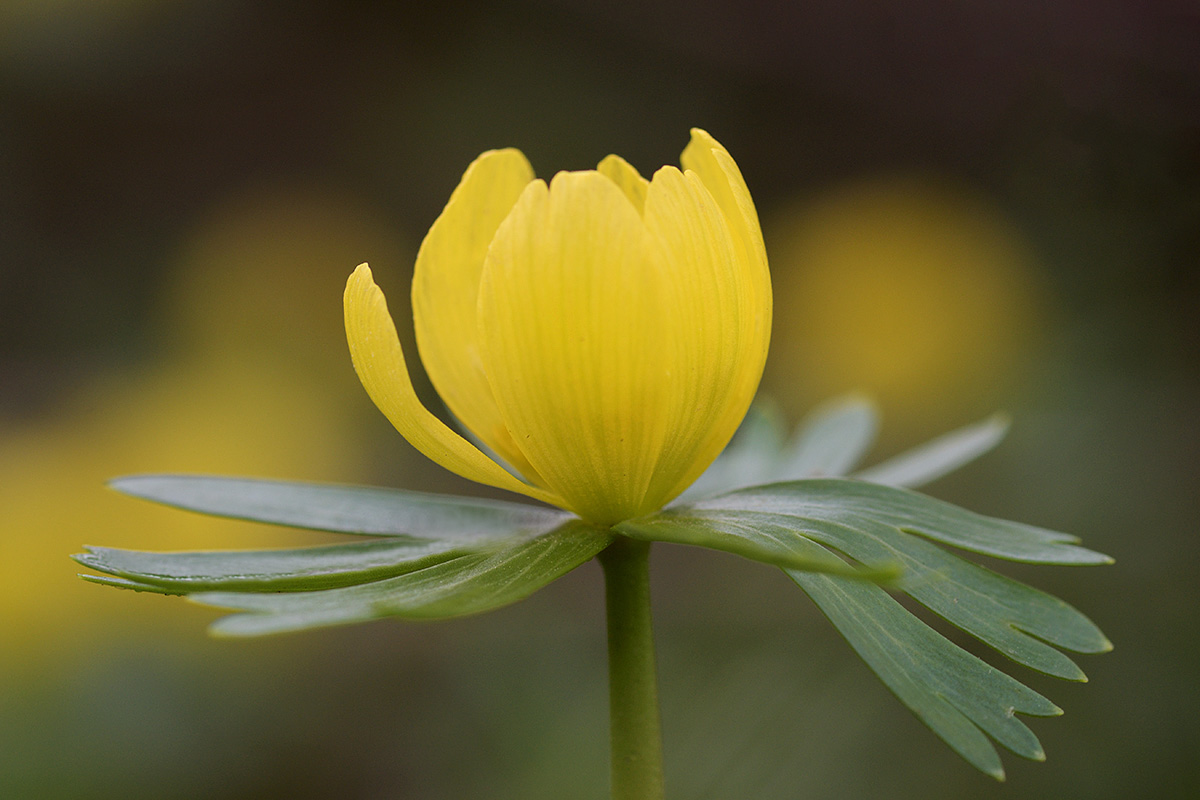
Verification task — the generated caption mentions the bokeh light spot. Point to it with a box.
[763,174,1048,433]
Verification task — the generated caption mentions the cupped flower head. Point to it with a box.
[344,129,771,525]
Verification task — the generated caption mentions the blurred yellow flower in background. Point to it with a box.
[763,175,1046,435]
[344,129,771,525]
[0,184,409,669]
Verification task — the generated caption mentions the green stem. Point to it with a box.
[599,536,665,800]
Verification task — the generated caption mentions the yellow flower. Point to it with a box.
[344,129,771,525]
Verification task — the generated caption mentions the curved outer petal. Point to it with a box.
[665,130,772,499]
[681,129,770,284]
[412,149,543,483]
[478,172,677,524]
[344,264,563,508]
[640,165,765,505]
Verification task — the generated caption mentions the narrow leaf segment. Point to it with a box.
[75,538,469,594]
[78,478,602,635]
[190,521,609,636]
[684,396,1011,501]
[854,415,1010,488]
[108,474,572,541]
[794,571,1058,780]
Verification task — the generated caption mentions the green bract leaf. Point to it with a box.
[73,538,470,593]
[631,479,1109,671]
[689,400,1009,504]
[79,574,184,595]
[775,394,878,480]
[614,514,901,581]
[639,478,1111,777]
[109,475,571,541]
[191,520,610,636]
[699,479,1111,565]
[81,477,602,635]
[854,414,1010,488]
[792,571,1060,780]
[679,395,877,502]
[84,399,1108,780]
[677,404,787,502]
[804,516,1107,678]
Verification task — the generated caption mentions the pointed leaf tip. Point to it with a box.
[79,574,185,595]
[73,538,478,594]
[855,413,1010,489]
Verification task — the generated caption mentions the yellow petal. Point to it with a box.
[597,154,649,214]
[640,165,766,504]
[675,129,772,497]
[681,128,770,285]
[477,172,676,524]
[411,149,544,483]
[344,264,563,507]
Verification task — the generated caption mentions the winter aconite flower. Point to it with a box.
[344,129,770,525]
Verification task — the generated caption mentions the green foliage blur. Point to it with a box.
[1,1,1196,797]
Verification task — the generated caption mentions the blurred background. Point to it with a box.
[1,1,1197,797]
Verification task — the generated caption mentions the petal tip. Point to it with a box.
[346,263,375,294]
[472,146,532,167]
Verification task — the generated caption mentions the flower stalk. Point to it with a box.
[600,536,665,800]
